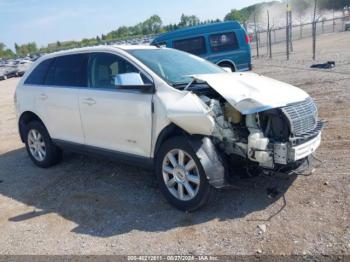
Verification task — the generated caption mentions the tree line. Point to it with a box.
[0,13,221,59]
[224,0,348,22]
[1,0,348,59]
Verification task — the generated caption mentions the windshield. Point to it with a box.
[128,48,224,85]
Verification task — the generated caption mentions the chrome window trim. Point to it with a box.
[23,50,155,91]
[22,83,153,94]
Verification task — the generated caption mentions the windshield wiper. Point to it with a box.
[170,82,190,89]
[171,82,189,87]
[171,80,207,90]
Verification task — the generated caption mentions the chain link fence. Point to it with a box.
[250,16,349,59]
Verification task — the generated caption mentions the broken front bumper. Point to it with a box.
[274,132,322,165]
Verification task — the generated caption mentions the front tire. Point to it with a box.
[24,121,62,168]
[155,137,213,211]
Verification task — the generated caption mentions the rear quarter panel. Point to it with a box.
[204,29,251,71]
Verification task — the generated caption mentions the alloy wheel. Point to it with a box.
[162,149,200,201]
[27,129,46,162]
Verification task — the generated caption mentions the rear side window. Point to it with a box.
[24,59,53,85]
[45,54,88,87]
[173,37,207,56]
[209,32,239,52]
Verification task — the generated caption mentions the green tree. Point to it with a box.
[144,15,162,33]
[14,43,20,54]
[178,14,200,27]
[224,9,245,22]
[0,42,15,59]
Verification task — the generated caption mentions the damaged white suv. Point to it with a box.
[15,46,323,211]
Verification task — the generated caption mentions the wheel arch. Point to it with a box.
[18,111,45,142]
[153,123,187,159]
[217,59,237,72]
[154,124,227,188]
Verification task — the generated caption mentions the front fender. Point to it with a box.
[186,135,227,188]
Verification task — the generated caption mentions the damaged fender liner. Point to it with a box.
[186,135,227,188]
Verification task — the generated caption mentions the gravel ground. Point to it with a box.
[0,31,349,255]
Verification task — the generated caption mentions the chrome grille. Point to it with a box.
[282,98,318,136]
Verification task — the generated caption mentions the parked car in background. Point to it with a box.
[345,21,350,31]
[151,21,252,72]
[0,67,7,80]
[15,46,323,211]
[15,60,33,76]
[1,65,18,79]
[0,60,33,80]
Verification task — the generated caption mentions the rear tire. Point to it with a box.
[218,62,235,72]
[24,121,62,168]
[155,136,213,211]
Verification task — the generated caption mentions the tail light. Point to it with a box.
[245,33,250,44]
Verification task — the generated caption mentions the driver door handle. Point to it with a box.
[82,97,96,106]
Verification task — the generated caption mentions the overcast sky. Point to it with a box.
[0,0,268,49]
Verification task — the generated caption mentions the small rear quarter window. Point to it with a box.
[24,59,53,85]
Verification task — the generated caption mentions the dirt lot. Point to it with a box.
[0,32,349,255]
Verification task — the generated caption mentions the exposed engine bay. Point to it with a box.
[186,82,324,171]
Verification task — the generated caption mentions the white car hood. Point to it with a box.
[192,72,309,114]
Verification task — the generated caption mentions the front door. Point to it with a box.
[78,52,153,157]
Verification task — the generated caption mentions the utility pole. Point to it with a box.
[286,3,290,60]
[266,27,269,55]
[289,7,293,52]
[254,15,259,58]
[267,10,272,58]
[272,17,275,43]
[312,0,317,60]
[300,15,303,39]
[333,9,335,32]
[322,19,325,34]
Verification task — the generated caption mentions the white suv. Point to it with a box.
[15,45,323,211]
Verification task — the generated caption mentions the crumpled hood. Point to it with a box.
[192,72,309,114]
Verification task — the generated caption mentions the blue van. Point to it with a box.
[151,21,252,72]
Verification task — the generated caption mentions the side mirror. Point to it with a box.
[114,72,144,86]
[114,73,154,92]
[222,67,233,73]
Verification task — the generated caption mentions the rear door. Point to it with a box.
[78,52,153,157]
[38,54,88,144]
[207,31,250,71]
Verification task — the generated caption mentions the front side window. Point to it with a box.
[128,48,224,85]
[45,54,88,87]
[209,32,239,52]
[88,53,142,89]
[173,37,207,56]
[24,58,53,85]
